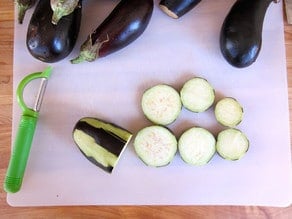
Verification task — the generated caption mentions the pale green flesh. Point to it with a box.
[215,97,243,127]
[180,77,215,113]
[216,129,249,160]
[80,117,132,142]
[73,129,118,168]
[134,126,177,167]
[178,127,216,165]
[142,84,182,125]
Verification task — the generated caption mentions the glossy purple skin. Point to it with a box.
[220,0,274,68]
[26,0,82,63]
[91,0,154,58]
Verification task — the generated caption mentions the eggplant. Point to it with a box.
[159,0,201,19]
[220,0,279,68]
[26,0,82,63]
[73,117,132,173]
[71,0,153,64]
[16,0,37,24]
[50,0,79,25]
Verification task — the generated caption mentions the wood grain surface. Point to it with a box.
[0,1,291,218]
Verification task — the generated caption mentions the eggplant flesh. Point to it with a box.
[26,0,82,63]
[73,117,132,173]
[71,0,153,64]
[159,0,201,19]
[220,0,278,68]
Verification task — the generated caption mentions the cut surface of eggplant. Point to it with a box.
[159,0,201,19]
[180,77,215,113]
[216,128,249,160]
[220,0,279,68]
[26,0,82,63]
[134,126,177,167]
[73,117,132,173]
[142,84,182,125]
[214,97,243,128]
[71,0,153,63]
[178,127,216,165]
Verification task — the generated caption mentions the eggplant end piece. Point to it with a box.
[73,117,133,173]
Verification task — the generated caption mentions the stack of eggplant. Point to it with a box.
[17,0,279,68]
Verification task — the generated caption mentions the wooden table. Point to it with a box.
[0,1,291,217]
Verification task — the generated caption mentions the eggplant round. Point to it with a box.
[220,0,279,68]
[71,0,153,64]
[26,0,82,63]
[159,0,201,19]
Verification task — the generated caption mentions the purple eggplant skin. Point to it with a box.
[71,0,153,64]
[220,0,279,68]
[159,0,201,19]
[26,0,82,63]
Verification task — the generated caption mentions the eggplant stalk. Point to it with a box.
[16,0,36,24]
[50,0,79,25]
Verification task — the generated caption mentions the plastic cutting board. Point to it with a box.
[8,0,292,206]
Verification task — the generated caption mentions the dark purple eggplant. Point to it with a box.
[16,0,37,24]
[71,0,153,64]
[159,0,201,19]
[26,0,82,63]
[220,0,279,68]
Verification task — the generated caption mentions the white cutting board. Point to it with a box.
[8,0,292,206]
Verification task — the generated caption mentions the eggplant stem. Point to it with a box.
[17,4,29,24]
[51,9,64,25]
[70,34,110,64]
[51,0,79,25]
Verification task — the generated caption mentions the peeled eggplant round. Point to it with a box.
[220,0,279,68]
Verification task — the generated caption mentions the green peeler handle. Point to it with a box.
[4,115,38,193]
[3,66,52,193]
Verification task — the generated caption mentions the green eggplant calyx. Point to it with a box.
[51,0,79,25]
[17,4,29,24]
[70,35,109,64]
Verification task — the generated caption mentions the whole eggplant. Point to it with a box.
[26,0,82,63]
[16,0,36,24]
[220,0,279,68]
[159,0,201,19]
[71,0,153,64]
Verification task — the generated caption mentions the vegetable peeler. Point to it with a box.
[4,66,52,193]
